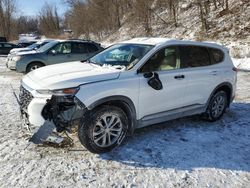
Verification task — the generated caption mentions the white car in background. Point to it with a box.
[19,38,237,153]
[9,39,54,55]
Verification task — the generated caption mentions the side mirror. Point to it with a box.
[144,72,163,90]
[143,72,153,78]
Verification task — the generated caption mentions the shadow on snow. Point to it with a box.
[99,102,250,172]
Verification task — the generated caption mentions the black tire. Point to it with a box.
[203,91,228,122]
[78,105,128,153]
[27,62,44,73]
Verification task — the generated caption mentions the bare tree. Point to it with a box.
[166,0,179,27]
[16,16,38,34]
[64,0,132,38]
[0,0,15,40]
[196,0,210,32]
[213,0,230,11]
[133,0,154,35]
[38,3,61,37]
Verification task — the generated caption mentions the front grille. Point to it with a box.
[19,85,33,111]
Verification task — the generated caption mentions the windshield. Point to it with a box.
[37,41,58,53]
[27,43,39,49]
[90,43,153,70]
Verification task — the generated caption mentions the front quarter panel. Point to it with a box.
[75,71,140,119]
[16,54,46,73]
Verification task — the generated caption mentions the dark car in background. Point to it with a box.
[0,42,19,55]
[0,37,7,42]
[7,40,104,72]
[17,41,37,48]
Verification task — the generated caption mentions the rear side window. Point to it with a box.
[210,48,224,64]
[180,46,211,68]
[86,43,98,53]
[72,42,88,53]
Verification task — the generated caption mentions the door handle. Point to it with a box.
[210,71,218,75]
[174,75,185,80]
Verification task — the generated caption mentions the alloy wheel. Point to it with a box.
[30,65,40,71]
[93,113,123,147]
[211,95,226,118]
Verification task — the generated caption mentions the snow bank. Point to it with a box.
[232,58,250,71]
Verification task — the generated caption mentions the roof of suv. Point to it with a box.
[121,37,227,50]
[65,39,101,45]
[121,38,170,45]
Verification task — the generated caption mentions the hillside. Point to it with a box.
[91,0,250,58]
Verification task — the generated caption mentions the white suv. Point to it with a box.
[19,38,237,153]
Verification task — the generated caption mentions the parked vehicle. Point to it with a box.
[0,37,7,42]
[8,40,103,72]
[0,42,19,55]
[17,41,37,48]
[19,38,237,153]
[9,39,55,55]
[6,40,55,68]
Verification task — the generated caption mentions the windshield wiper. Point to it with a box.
[84,59,102,67]
[84,59,94,64]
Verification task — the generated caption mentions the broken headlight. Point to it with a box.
[37,87,80,96]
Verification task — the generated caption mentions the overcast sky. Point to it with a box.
[16,0,68,17]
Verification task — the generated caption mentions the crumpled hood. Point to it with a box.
[22,61,121,90]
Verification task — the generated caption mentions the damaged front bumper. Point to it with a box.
[30,95,87,144]
[41,95,87,133]
[19,90,87,144]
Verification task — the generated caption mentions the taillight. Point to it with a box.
[232,67,238,72]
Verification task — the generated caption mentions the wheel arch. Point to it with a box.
[206,82,233,108]
[26,61,45,72]
[87,96,137,134]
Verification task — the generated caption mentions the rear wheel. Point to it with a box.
[27,62,44,73]
[204,91,228,121]
[78,105,128,153]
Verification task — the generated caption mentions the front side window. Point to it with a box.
[180,46,210,68]
[140,46,180,72]
[52,42,72,54]
[90,44,153,69]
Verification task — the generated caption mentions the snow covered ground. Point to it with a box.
[233,58,250,71]
[0,57,249,187]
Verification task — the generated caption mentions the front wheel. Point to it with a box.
[78,105,128,153]
[27,62,44,73]
[204,91,228,121]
